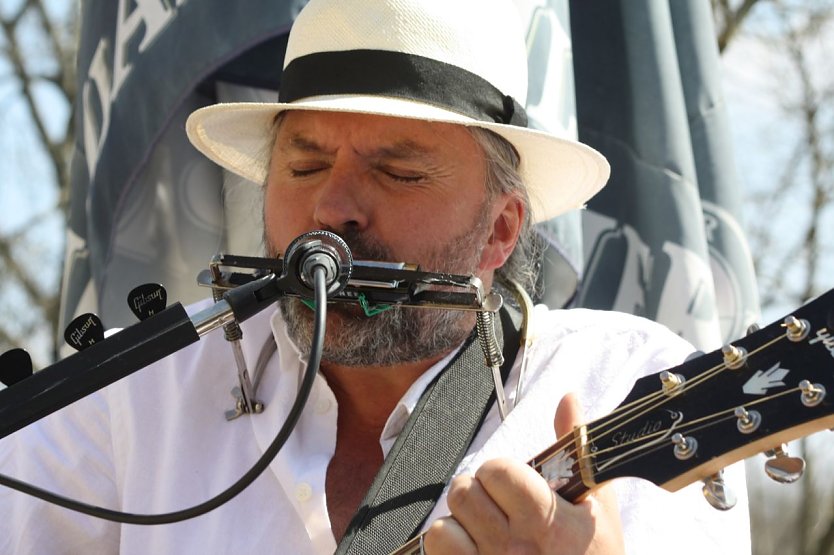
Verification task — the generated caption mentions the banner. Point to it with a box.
[62,0,301,337]
[62,0,758,355]
[569,0,759,350]
[61,0,586,338]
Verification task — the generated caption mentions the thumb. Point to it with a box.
[554,392,583,440]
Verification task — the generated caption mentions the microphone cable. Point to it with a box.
[0,264,330,525]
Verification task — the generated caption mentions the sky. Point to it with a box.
[719,7,834,326]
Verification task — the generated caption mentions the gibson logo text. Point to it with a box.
[133,289,163,313]
[70,316,99,346]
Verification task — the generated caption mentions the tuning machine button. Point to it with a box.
[0,348,33,387]
[659,371,685,395]
[672,433,698,460]
[764,444,805,483]
[702,470,737,511]
[722,344,747,370]
[799,380,826,407]
[734,407,761,434]
[783,316,810,342]
[64,313,105,351]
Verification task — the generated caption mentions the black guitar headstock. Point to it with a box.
[530,288,834,505]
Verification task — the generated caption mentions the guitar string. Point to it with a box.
[554,384,808,501]
[580,332,786,448]
[582,385,803,466]
[530,333,788,473]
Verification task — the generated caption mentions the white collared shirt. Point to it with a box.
[0,301,751,554]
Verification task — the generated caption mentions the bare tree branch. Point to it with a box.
[714,0,766,52]
[0,15,65,188]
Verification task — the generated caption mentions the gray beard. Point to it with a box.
[270,213,490,367]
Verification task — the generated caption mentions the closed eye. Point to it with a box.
[290,167,323,177]
[383,171,425,183]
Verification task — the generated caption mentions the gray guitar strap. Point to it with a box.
[335,304,522,555]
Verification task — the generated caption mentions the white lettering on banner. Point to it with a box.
[112,0,176,98]
[582,211,652,315]
[809,328,834,359]
[82,40,113,177]
[656,241,721,350]
[582,211,721,350]
[81,0,189,179]
[702,210,718,243]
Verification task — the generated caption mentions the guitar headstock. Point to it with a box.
[530,288,834,504]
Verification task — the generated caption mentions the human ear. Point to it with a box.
[479,194,523,271]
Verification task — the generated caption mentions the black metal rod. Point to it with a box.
[0,303,199,440]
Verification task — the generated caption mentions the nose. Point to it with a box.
[312,158,370,231]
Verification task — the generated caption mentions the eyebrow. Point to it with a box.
[281,133,440,162]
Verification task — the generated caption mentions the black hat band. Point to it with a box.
[279,49,528,127]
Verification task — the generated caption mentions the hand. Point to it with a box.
[423,394,625,554]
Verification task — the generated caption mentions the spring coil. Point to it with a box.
[476,310,504,368]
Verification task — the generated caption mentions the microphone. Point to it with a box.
[282,230,353,297]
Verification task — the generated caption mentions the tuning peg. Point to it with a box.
[0,348,33,386]
[746,323,760,335]
[64,313,105,351]
[659,371,685,395]
[734,406,762,434]
[783,315,810,342]
[127,283,167,321]
[671,433,698,460]
[702,470,737,511]
[799,380,826,407]
[684,350,705,362]
[764,444,805,483]
[721,343,747,370]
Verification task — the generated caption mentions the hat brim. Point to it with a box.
[186,96,609,223]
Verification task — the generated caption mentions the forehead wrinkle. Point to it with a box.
[276,123,447,167]
[280,133,334,154]
[371,139,433,159]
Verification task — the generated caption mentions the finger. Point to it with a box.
[554,392,583,440]
[445,473,509,551]
[555,394,625,552]
[424,516,477,555]
[474,458,559,526]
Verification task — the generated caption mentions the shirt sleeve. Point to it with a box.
[0,389,121,554]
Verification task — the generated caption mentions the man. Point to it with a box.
[0,0,751,553]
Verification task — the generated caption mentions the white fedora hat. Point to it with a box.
[186,0,609,223]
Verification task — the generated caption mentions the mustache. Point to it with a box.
[265,228,397,263]
[329,227,394,262]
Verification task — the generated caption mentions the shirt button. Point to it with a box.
[295,482,312,502]
[315,398,332,414]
